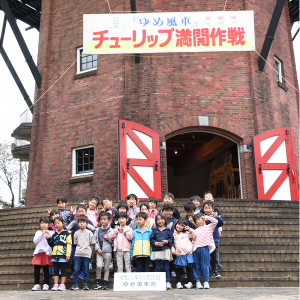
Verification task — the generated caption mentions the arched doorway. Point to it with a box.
[166,131,241,198]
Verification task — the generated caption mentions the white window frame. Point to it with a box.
[274,57,282,83]
[72,145,94,177]
[76,47,97,75]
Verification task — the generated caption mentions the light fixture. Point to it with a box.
[174,150,178,154]
[84,153,88,156]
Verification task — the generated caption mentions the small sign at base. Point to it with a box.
[113,272,166,291]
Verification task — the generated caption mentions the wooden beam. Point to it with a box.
[258,0,286,71]
[0,0,41,86]
[0,47,33,112]
[174,136,234,176]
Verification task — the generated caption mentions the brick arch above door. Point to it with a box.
[159,116,245,143]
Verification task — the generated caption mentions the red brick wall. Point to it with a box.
[26,0,299,205]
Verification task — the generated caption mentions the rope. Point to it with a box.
[28,53,83,111]
[255,50,299,93]
[106,0,112,13]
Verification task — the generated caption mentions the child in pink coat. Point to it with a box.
[108,212,133,273]
[171,219,196,289]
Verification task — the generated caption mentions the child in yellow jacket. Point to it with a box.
[130,212,152,272]
[46,216,72,291]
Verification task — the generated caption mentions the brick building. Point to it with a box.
[25,0,299,205]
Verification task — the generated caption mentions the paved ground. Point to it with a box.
[0,288,299,300]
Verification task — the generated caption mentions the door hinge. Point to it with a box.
[127,159,130,170]
[259,164,262,174]
[155,161,158,171]
[122,122,126,137]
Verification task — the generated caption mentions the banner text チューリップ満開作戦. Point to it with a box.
[83,11,255,55]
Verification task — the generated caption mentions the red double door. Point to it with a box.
[253,127,299,201]
[118,120,162,200]
[118,122,299,201]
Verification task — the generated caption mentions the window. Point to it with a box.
[77,47,97,74]
[72,146,94,177]
[274,57,282,83]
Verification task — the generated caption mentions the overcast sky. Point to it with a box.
[0,11,299,204]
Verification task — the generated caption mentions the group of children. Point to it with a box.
[31,192,223,291]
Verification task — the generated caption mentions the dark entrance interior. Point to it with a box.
[166,132,241,198]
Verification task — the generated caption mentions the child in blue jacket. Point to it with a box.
[130,212,152,272]
[203,201,224,278]
[150,213,174,290]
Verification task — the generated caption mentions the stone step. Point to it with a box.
[0,220,53,227]
[223,228,299,234]
[219,258,299,268]
[0,275,298,291]
[0,254,33,264]
[220,235,299,243]
[218,215,299,222]
[218,268,299,278]
[221,250,299,260]
[224,221,299,230]
[0,215,48,223]
[0,232,36,240]
[219,242,299,251]
[0,246,34,255]
[0,239,36,248]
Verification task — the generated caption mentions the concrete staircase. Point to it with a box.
[0,199,298,290]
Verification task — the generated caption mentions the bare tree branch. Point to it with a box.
[0,141,20,208]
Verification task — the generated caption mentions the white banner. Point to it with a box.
[113,272,166,291]
[83,11,255,54]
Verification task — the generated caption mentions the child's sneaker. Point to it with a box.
[212,271,221,278]
[51,284,59,291]
[57,284,66,291]
[181,272,187,279]
[109,262,114,269]
[92,282,102,290]
[171,271,176,278]
[79,271,84,279]
[70,273,74,279]
[31,284,41,291]
[70,285,80,290]
[203,282,210,289]
[89,261,92,270]
[176,282,183,289]
[184,282,193,289]
[217,262,223,269]
[196,281,203,289]
[102,281,108,290]
[166,282,172,290]
[42,284,49,291]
